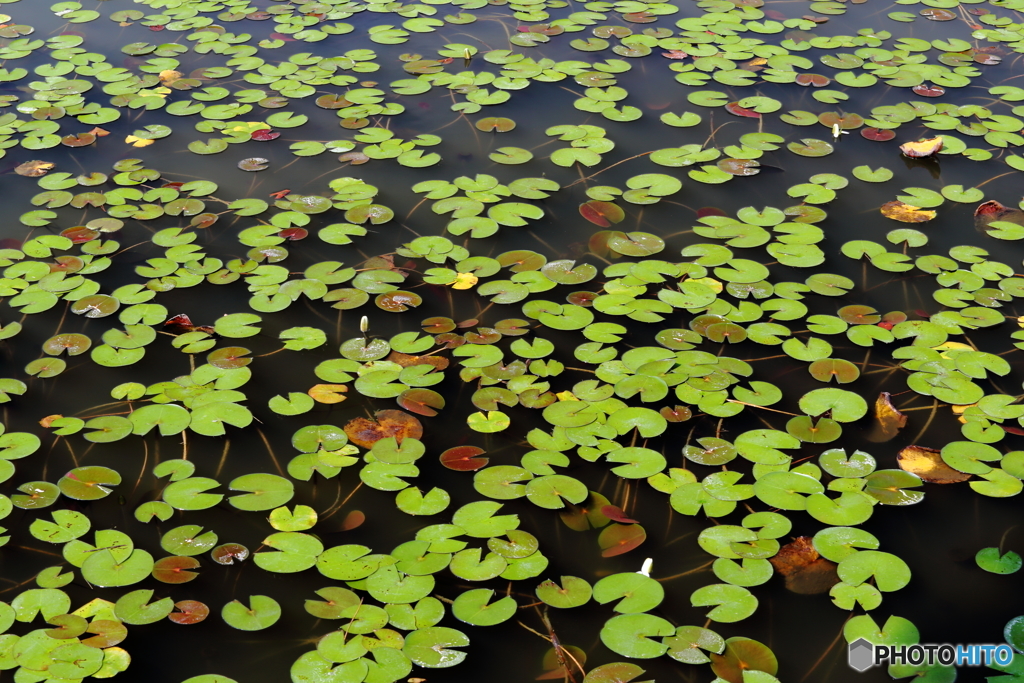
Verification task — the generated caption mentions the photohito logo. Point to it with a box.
[848,639,1015,671]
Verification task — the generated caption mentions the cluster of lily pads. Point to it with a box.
[5,0,1024,681]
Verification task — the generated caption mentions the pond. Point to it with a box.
[1,0,1024,681]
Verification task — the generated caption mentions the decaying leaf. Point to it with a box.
[866,392,907,442]
[308,384,348,404]
[769,536,839,594]
[159,69,183,85]
[387,351,449,370]
[897,445,971,484]
[975,200,1024,233]
[538,645,587,680]
[15,160,54,177]
[451,272,478,290]
[343,409,423,448]
[899,136,943,158]
[88,127,111,137]
[39,414,63,428]
[125,135,155,148]
[600,505,639,524]
[880,200,936,223]
[341,510,365,530]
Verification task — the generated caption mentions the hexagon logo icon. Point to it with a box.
[848,638,875,672]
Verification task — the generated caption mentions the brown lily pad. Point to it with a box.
[440,445,489,471]
[897,445,971,483]
[342,510,366,530]
[153,556,201,584]
[769,536,840,594]
[795,73,830,87]
[710,638,778,683]
[861,127,895,142]
[15,160,54,177]
[397,388,446,417]
[580,201,625,228]
[866,392,907,442]
[168,600,209,624]
[899,136,943,158]
[880,200,936,223]
[211,543,249,565]
[343,409,423,448]
[597,523,646,557]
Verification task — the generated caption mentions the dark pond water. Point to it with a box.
[2,0,1024,682]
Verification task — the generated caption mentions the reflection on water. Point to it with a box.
[1,0,1024,682]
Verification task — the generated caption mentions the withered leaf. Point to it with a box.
[880,200,936,223]
[387,351,449,370]
[769,536,839,595]
[308,384,348,404]
[343,409,423,448]
[899,136,943,158]
[15,160,54,177]
[866,391,907,442]
[897,445,971,484]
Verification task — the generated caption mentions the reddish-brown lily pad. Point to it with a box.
[724,101,761,118]
[207,346,252,369]
[769,536,839,594]
[795,73,830,87]
[861,128,896,142]
[440,445,489,471]
[711,638,778,683]
[913,84,945,97]
[211,544,249,565]
[168,600,210,624]
[343,409,423,448]
[580,201,625,228]
[397,388,446,417]
[153,556,201,584]
[598,523,646,557]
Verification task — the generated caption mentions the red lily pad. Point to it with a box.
[725,102,761,118]
[153,556,201,584]
[190,213,219,229]
[61,226,100,243]
[598,523,646,557]
[697,207,728,218]
[600,505,640,524]
[795,73,830,87]
[580,201,625,227]
[168,600,210,624]
[61,133,96,147]
[440,445,489,471]
[279,227,307,240]
[211,543,249,565]
[912,84,945,97]
[421,317,456,334]
[397,388,446,417]
[861,127,895,142]
[207,346,252,369]
[342,510,366,531]
[250,129,280,141]
[567,291,598,307]
[660,405,692,422]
